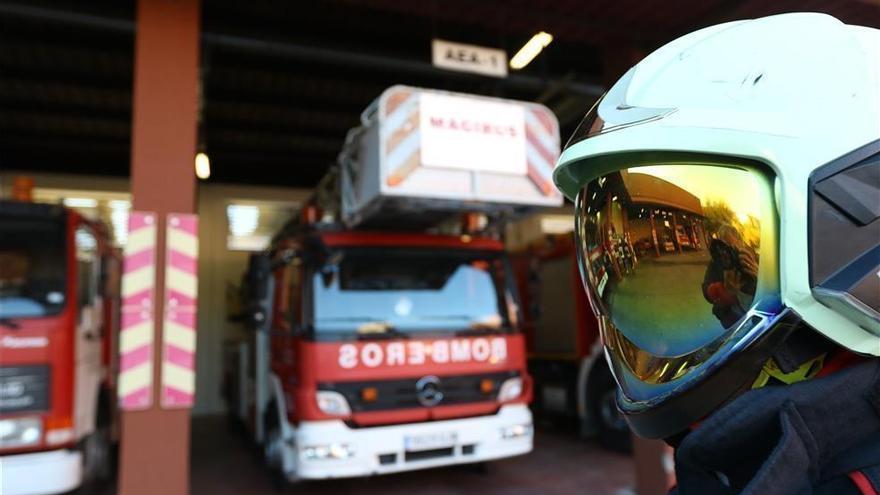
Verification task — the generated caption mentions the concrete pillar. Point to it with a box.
[634,436,675,495]
[671,212,683,254]
[649,208,660,257]
[118,1,201,495]
[605,192,622,280]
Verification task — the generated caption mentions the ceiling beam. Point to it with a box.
[0,1,604,97]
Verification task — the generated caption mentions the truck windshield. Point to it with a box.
[0,215,67,318]
[312,248,517,338]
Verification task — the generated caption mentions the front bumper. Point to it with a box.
[0,449,82,495]
[285,404,533,480]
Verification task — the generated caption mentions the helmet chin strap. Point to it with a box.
[751,354,825,388]
[751,324,839,389]
[664,323,843,447]
[751,322,835,388]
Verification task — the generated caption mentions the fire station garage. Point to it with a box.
[0,2,877,495]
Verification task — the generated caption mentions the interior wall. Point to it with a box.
[193,184,310,415]
[0,172,310,415]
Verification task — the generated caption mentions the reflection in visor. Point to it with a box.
[575,165,778,388]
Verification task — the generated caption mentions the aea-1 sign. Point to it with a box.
[432,39,507,78]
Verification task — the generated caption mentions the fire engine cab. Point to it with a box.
[0,199,120,495]
[224,86,562,483]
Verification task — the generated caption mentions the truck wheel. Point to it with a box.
[589,370,632,454]
[263,403,294,491]
[80,419,113,485]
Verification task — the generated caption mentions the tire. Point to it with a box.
[588,368,633,454]
[263,403,295,492]
[79,412,114,490]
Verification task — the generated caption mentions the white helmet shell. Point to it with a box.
[555,13,880,355]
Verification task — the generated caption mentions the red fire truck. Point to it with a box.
[224,86,562,484]
[511,232,632,452]
[0,200,120,495]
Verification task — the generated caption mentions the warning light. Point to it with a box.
[195,152,211,180]
[301,204,322,225]
[361,387,379,403]
[12,176,34,202]
[480,379,495,395]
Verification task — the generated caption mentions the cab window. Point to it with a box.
[75,227,100,320]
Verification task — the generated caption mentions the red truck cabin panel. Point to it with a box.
[319,232,505,252]
[269,234,531,427]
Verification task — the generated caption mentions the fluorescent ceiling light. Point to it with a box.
[227,204,260,237]
[111,207,129,246]
[63,197,98,208]
[195,152,211,180]
[509,31,553,70]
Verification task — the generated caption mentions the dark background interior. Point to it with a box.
[1,0,877,186]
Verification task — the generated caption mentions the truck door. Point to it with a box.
[74,225,103,438]
[270,252,303,415]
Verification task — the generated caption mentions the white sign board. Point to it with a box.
[418,92,526,175]
[431,39,508,78]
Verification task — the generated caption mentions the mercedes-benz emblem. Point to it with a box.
[415,375,443,407]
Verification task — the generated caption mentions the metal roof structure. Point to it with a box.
[1,0,878,186]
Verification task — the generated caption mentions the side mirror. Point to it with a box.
[247,254,272,300]
[320,266,337,288]
[319,251,344,288]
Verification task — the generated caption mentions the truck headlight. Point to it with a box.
[302,443,356,460]
[316,390,351,416]
[500,423,532,440]
[497,377,523,402]
[0,417,42,448]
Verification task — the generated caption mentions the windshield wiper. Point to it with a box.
[455,325,507,337]
[355,321,410,340]
[0,318,21,330]
[357,330,409,341]
[425,315,508,337]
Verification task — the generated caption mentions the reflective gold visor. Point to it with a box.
[575,163,781,399]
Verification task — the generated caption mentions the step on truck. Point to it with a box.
[0,199,120,495]
[224,86,563,483]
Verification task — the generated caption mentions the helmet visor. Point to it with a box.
[574,163,781,402]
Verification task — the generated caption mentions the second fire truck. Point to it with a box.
[0,197,120,495]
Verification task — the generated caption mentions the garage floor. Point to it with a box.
[185,417,635,495]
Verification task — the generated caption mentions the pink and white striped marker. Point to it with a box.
[160,213,199,409]
[118,211,158,410]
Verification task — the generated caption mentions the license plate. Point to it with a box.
[404,431,457,451]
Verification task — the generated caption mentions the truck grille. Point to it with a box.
[404,447,454,462]
[319,370,518,412]
[0,365,50,413]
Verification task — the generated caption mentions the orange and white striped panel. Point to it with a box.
[382,88,421,187]
[524,105,561,197]
[160,213,198,409]
[118,211,157,410]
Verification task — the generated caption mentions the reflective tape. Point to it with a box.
[160,213,199,409]
[118,211,157,410]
